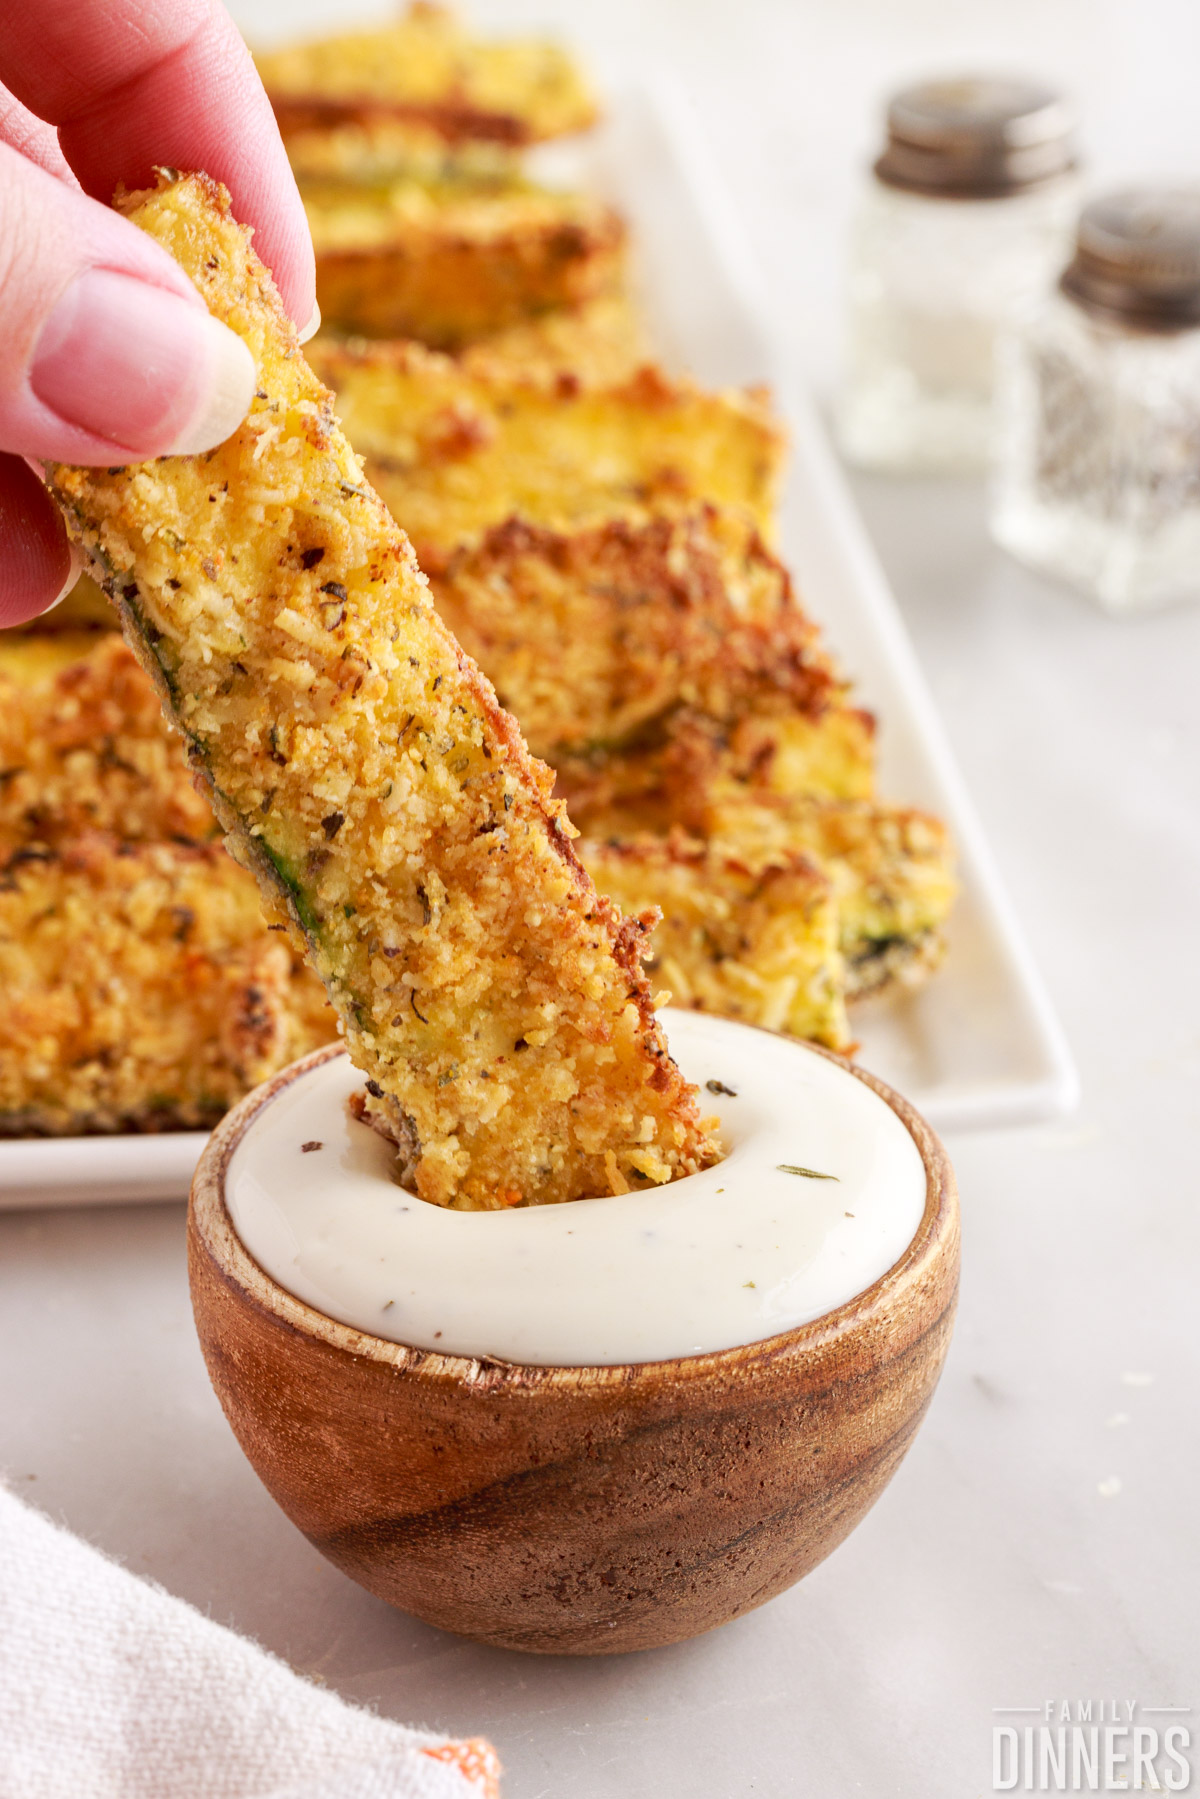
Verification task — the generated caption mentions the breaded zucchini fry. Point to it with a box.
[706,796,958,999]
[429,504,856,760]
[582,797,954,1035]
[285,118,521,187]
[580,834,850,1050]
[0,835,333,1136]
[553,683,876,842]
[305,176,625,345]
[307,338,784,563]
[0,631,213,852]
[554,703,877,834]
[256,3,598,147]
[456,294,647,388]
[46,172,716,1211]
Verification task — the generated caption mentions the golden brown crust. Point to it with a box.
[307,183,626,346]
[430,506,829,759]
[582,797,954,1018]
[256,4,599,147]
[420,498,940,1021]
[455,295,648,388]
[45,171,716,1209]
[580,832,850,1049]
[704,794,957,997]
[283,117,522,186]
[0,834,333,1136]
[553,704,877,837]
[272,95,536,147]
[307,338,785,564]
[0,631,213,852]
[419,501,876,833]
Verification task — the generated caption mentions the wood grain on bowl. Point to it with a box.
[188,1041,958,1655]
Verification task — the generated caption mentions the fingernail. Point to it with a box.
[167,315,258,455]
[298,300,322,345]
[37,542,89,615]
[31,268,257,458]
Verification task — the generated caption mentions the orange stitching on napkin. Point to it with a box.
[423,1738,502,1797]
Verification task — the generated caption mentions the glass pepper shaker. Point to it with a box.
[836,76,1080,473]
[990,188,1200,613]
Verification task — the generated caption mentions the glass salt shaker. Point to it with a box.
[990,188,1200,613]
[836,76,1080,472]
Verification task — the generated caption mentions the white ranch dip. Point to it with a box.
[226,1010,927,1366]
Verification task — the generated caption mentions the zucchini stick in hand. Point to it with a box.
[46,171,718,1210]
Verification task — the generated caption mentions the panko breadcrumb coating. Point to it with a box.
[256,3,598,147]
[0,627,338,1133]
[293,109,624,350]
[428,509,872,788]
[429,506,810,758]
[552,668,876,834]
[582,799,954,1024]
[0,835,333,1136]
[307,338,784,565]
[705,795,958,999]
[0,631,212,852]
[580,834,850,1049]
[46,171,717,1210]
[422,500,948,1010]
[455,294,647,388]
[285,117,522,188]
[305,175,625,347]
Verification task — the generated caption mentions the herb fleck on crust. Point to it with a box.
[45,171,717,1210]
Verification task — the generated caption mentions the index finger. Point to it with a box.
[0,0,314,327]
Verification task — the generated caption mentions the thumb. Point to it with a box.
[0,141,256,465]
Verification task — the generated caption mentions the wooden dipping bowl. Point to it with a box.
[189,1043,958,1656]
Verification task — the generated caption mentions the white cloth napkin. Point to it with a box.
[0,1485,500,1799]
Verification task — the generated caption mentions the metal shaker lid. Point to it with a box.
[874,76,1077,199]
[1059,188,1200,329]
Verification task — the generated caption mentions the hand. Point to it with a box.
[0,0,315,625]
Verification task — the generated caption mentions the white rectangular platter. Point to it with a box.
[0,84,1076,1212]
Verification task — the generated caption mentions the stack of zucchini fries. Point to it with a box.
[1,3,954,1156]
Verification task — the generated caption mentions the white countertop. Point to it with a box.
[3,3,1198,1793]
